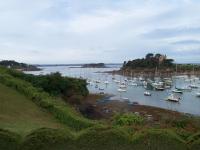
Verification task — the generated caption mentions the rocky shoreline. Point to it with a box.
[77,94,193,122]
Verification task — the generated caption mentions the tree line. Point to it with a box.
[122,53,174,69]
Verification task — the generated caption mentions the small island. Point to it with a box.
[116,53,200,77]
[82,63,106,68]
[0,60,41,71]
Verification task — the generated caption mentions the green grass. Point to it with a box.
[0,83,65,136]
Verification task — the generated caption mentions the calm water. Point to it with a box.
[25,65,200,116]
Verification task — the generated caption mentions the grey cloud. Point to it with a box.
[172,40,200,45]
[142,27,200,39]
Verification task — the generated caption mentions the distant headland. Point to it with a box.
[82,63,107,68]
[112,53,200,77]
[0,60,41,71]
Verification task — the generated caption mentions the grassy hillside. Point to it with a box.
[0,66,200,150]
[0,83,65,136]
[0,67,94,131]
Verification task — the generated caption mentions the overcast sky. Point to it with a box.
[0,0,200,64]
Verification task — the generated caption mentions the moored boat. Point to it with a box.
[166,94,180,102]
[189,84,199,89]
[144,91,151,96]
[122,97,129,101]
[172,89,183,94]
[99,88,104,91]
[117,88,127,92]
[176,86,192,92]
[104,81,109,84]
[196,92,200,97]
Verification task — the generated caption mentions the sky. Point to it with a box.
[0,0,200,64]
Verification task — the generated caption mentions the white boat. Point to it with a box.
[129,83,138,86]
[196,92,200,97]
[99,88,104,91]
[172,89,183,94]
[189,84,199,89]
[166,94,180,102]
[152,82,165,91]
[114,80,120,83]
[185,79,192,82]
[95,80,101,83]
[119,84,127,88]
[117,88,127,92]
[139,77,144,81]
[120,82,126,85]
[87,80,93,85]
[176,86,192,92]
[122,97,129,100]
[143,81,147,86]
[155,86,165,91]
[104,81,109,84]
[144,91,151,96]
[165,86,171,89]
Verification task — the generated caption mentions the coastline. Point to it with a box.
[78,94,196,121]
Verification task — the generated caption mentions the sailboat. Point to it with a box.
[172,89,183,94]
[166,94,180,102]
[172,64,184,93]
[117,88,127,92]
[129,82,138,86]
[122,97,129,101]
[189,65,199,89]
[189,84,199,89]
[144,91,151,96]
[153,67,165,91]
[104,80,109,84]
[175,86,192,92]
[196,92,200,97]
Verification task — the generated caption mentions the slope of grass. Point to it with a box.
[0,68,95,131]
[0,83,65,136]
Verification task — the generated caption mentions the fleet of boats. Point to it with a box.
[86,73,200,103]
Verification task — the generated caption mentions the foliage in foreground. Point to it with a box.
[0,68,94,131]
[7,69,89,99]
[1,127,196,150]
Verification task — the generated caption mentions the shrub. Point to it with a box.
[7,69,89,98]
[132,129,187,150]
[21,128,75,150]
[76,127,132,150]
[172,119,188,128]
[113,113,144,126]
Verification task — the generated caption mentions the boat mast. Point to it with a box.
[175,64,177,88]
